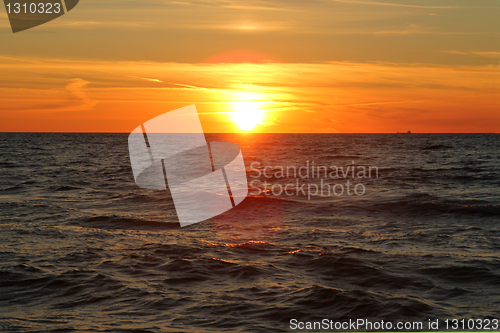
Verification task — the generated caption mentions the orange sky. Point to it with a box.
[0,0,499,133]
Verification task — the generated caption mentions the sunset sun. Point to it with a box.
[231,101,264,131]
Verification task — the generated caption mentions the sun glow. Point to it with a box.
[231,101,264,131]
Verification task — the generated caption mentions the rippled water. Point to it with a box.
[1,133,499,332]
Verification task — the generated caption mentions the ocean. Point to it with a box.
[1,133,499,332]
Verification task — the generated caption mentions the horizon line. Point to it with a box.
[0,132,498,135]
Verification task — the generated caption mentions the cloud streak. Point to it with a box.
[65,78,96,110]
[0,55,498,132]
[328,0,500,9]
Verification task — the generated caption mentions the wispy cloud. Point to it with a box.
[65,78,96,110]
[328,0,500,9]
[442,50,500,58]
[0,55,498,132]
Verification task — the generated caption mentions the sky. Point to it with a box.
[0,0,499,133]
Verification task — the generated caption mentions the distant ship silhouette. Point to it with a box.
[397,131,412,134]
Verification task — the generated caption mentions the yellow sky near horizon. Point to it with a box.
[0,0,499,132]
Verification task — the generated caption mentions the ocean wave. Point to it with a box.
[70,215,180,230]
[421,144,454,150]
[0,184,26,194]
[286,285,435,319]
[420,264,500,285]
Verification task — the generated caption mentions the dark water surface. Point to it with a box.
[1,133,500,332]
